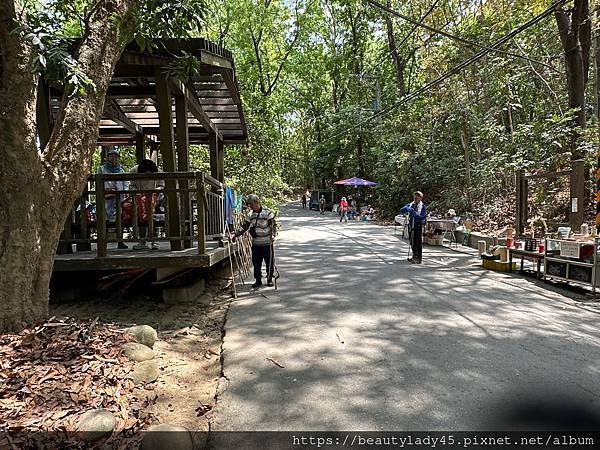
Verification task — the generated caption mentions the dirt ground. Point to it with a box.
[50,265,233,445]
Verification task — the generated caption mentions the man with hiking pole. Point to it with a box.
[400,191,427,264]
[230,194,277,288]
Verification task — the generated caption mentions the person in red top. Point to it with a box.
[339,197,348,223]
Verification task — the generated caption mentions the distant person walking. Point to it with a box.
[301,194,307,209]
[339,197,348,223]
[400,191,427,264]
[319,195,326,214]
[230,194,276,288]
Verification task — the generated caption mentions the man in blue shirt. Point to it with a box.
[400,191,427,264]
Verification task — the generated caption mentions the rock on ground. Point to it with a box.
[129,360,159,385]
[121,342,155,362]
[141,423,194,450]
[126,325,158,348]
[76,409,116,442]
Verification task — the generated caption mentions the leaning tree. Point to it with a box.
[0,0,204,332]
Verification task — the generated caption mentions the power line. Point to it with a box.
[365,0,442,75]
[317,0,567,147]
[366,0,559,73]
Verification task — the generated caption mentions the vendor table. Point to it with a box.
[426,219,455,232]
[509,248,544,279]
[426,219,457,247]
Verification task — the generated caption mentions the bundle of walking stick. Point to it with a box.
[229,211,252,284]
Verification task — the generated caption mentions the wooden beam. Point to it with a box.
[168,78,223,141]
[200,50,233,69]
[135,133,145,163]
[107,85,156,98]
[209,132,219,182]
[198,98,237,105]
[120,51,172,67]
[218,68,241,105]
[175,95,190,172]
[103,102,159,144]
[217,137,224,183]
[103,100,144,136]
[175,94,192,249]
[220,68,247,144]
[209,132,224,183]
[155,68,183,251]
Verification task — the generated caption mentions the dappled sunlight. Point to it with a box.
[215,204,600,430]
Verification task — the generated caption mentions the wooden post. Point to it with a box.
[132,193,139,240]
[95,174,107,257]
[570,159,585,230]
[135,133,145,163]
[516,169,527,235]
[217,137,224,183]
[196,172,206,254]
[175,94,192,249]
[79,190,89,251]
[155,67,183,251]
[209,132,219,182]
[597,150,600,232]
[115,190,123,246]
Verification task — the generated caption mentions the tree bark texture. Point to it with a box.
[0,0,139,332]
[384,0,406,96]
[555,0,591,160]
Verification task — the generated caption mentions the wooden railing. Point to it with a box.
[59,172,225,257]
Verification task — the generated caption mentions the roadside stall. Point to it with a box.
[543,227,600,293]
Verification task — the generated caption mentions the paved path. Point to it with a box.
[213,204,600,430]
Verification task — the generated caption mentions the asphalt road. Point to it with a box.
[212,203,600,431]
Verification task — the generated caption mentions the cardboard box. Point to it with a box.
[482,259,517,272]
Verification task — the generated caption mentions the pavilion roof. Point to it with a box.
[48,38,247,146]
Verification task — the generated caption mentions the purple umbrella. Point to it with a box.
[334,176,378,186]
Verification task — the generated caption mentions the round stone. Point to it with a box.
[141,423,194,450]
[125,325,157,348]
[76,409,116,442]
[129,360,159,385]
[121,342,155,362]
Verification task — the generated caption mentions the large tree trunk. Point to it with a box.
[0,0,49,331]
[459,120,472,210]
[0,0,139,332]
[555,0,591,160]
[384,0,406,96]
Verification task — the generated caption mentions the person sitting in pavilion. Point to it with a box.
[129,159,164,250]
[96,148,129,249]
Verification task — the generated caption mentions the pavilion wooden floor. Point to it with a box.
[53,241,237,271]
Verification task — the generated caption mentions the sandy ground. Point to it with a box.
[51,265,234,444]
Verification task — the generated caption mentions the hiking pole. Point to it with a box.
[230,214,246,286]
[269,238,281,290]
[407,226,413,261]
[231,235,245,286]
[224,220,238,298]
[269,214,281,290]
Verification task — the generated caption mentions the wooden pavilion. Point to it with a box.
[49,39,247,280]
